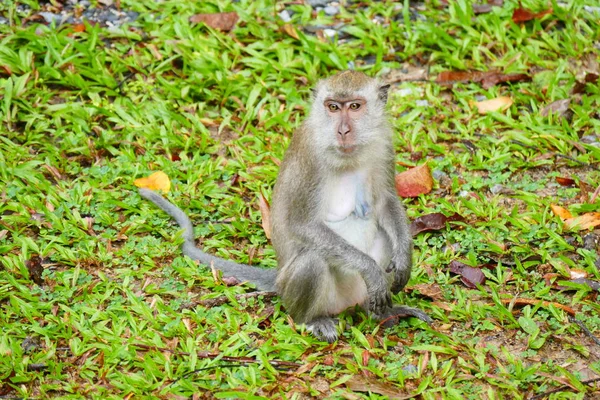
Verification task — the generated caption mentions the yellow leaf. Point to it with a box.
[134,171,171,193]
[550,204,572,220]
[564,212,600,231]
[258,192,272,239]
[281,23,300,40]
[472,96,513,114]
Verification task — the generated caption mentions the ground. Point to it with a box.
[0,0,599,399]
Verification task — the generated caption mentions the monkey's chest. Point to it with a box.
[322,172,385,261]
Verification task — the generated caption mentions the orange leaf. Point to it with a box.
[472,96,513,114]
[512,6,552,23]
[395,163,433,198]
[258,193,272,239]
[281,23,300,40]
[550,204,572,220]
[133,171,171,193]
[564,212,600,231]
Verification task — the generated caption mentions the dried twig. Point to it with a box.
[569,316,600,347]
[500,298,576,316]
[528,377,600,399]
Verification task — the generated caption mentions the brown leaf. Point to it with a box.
[221,276,242,286]
[26,255,44,285]
[281,23,300,40]
[512,5,552,23]
[472,96,513,114]
[133,171,171,193]
[540,99,571,117]
[407,283,444,301]
[395,163,433,198]
[564,213,600,231]
[500,298,576,316]
[448,260,486,288]
[383,63,428,83]
[436,70,529,88]
[258,193,272,239]
[555,177,576,187]
[550,204,572,220]
[361,350,370,366]
[410,212,463,236]
[345,376,412,400]
[189,12,239,31]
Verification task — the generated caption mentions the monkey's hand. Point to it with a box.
[388,251,412,294]
[365,273,392,315]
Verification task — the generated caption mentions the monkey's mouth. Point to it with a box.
[338,145,357,154]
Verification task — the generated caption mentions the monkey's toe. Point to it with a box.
[306,317,338,343]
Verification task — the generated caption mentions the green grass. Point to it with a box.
[1,0,600,398]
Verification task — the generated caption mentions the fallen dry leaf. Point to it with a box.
[540,98,571,118]
[550,204,573,220]
[437,70,529,89]
[500,298,575,316]
[408,283,444,301]
[189,11,239,31]
[555,177,576,187]
[395,163,433,198]
[345,376,412,400]
[383,63,428,83]
[448,260,486,288]
[26,255,44,286]
[512,5,552,23]
[281,23,300,40]
[564,213,600,231]
[133,171,171,193]
[258,192,272,239]
[410,212,463,236]
[472,96,513,114]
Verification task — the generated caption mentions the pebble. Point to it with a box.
[307,0,329,7]
[39,12,63,24]
[415,100,429,107]
[323,28,337,38]
[278,10,292,23]
[432,169,448,181]
[490,184,504,194]
[324,6,339,16]
[0,17,8,25]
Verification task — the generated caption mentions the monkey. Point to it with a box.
[139,70,431,343]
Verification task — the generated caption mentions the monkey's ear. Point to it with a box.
[378,84,390,103]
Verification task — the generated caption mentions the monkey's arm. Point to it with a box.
[291,221,392,313]
[139,188,276,292]
[378,192,413,293]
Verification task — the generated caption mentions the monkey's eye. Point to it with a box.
[349,103,361,110]
[327,103,340,112]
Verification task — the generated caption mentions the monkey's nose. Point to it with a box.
[338,126,350,136]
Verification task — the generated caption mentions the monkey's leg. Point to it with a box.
[377,305,432,328]
[277,252,340,343]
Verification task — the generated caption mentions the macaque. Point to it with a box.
[140,70,431,343]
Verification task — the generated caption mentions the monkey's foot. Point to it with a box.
[378,306,432,328]
[306,317,338,343]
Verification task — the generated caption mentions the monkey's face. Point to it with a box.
[323,97,367,154]
[309,75,388,162]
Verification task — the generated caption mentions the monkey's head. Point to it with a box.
[307,70,391,166]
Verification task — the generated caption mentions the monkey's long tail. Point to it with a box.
[139,188,277,292]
